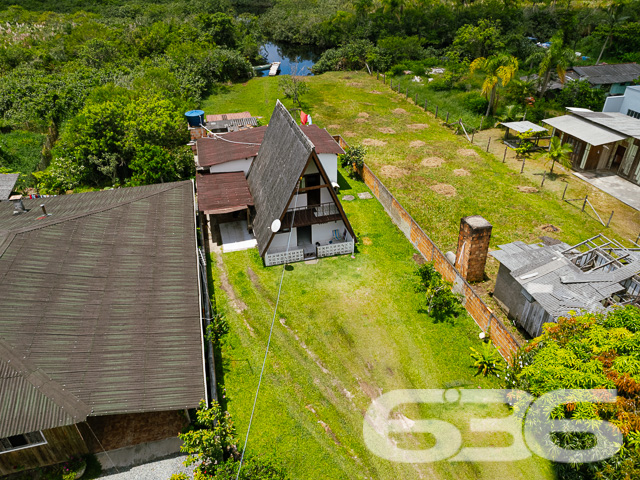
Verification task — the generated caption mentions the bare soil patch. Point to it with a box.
[358,112,370,118]
[540,224,561,232]
[362,138,387,147]
[347,82,364,87]
[354,118,367,124]
[453,168,471,176]
[410,140,426,148]
[327,124,341,130]
[392,108,407,114]
[380,165,409,178]
[370,90,383,94]
[378,127,396,134]
[343,131,357,137]
[421,157,444,168]
[458,148,478,157]
[362,237,373,245]
[407,124,429,130]
[517,186,539,193]
[430,183,457,197]
[413,253,426,265]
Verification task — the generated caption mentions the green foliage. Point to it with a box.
[204,455,289,480]
[469,340,502,377]
[278,69,309,107]
[170,474,190,480]
[545,136,573,174]
[338,144,366,179]
[312,40,387,74]
[205,313,230,345]
[451,20,504,61]
[556,79,606,111]
[462,92,489,115]
[469,53,519,116]
[377,35,425,65]
[514,129,536,159]
[414,262,463,324]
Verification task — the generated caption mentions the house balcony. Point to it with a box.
[264,232,354,266]
[281,202,341,228]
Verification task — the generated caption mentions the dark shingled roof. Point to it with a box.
[196,172,254,214]
[247,101,315,256]
[197,125,344,168]
[0,173,19,200]
[572,63,640,85]
[0,181,206,437]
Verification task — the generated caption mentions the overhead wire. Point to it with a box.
[199,122,262,146]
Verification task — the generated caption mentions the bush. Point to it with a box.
[462,92,489,114]
[338,144,366,179]
[414,263,463,323]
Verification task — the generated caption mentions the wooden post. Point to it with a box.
[398,84,401,93]
[479,116,484,131]
[520,158,525,174]
[446,112,450,123]
[606,211,614,227]
[435,105,439,118]
[541,171,546,187]
[471,131,475,144]
[582,195,588,212]
[377,72,379,80]
[486,137,491,152]
[405,86,408,98]
[424,100,427,110]
[503,146,507,163]
[562,183,568,200]
[415,93,418,104]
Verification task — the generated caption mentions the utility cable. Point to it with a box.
[199,122,262,146]
[235,181,301,480]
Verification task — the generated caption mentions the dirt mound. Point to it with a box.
[327,124,341,130]
[362,138,387,146]
[358,112,370,118]
[517,186,539,193]
[407,124,429,130]
[347,82,364,87]
[362,237,373,245]
[370,90,383,94]
[392,108,408,114]
[421,157,444,168]
[378,127,396,134]
[453,168,471,176]
[430,183,457,197]
[540,224,561,232]
[458,148,478,157]
[354,118,367,124]
[343,131,357,137]
[410,140,426,148]
[380,165,409,178]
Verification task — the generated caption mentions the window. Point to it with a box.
[0,431,47,454]
[627,109,640,119]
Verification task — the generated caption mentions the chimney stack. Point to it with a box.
[10,195,26,215]
[455,215,492,282]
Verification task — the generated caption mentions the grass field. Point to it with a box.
[211,169,555,480]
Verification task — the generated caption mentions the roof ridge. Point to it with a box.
[0,182,188,257]
[0,338,92,422]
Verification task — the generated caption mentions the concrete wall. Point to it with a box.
[312,220,345,245]
[209,158,253,176]
[318,153,338,184]
[269,230,298,251]
[361,164,522,361]
[603,86,640,115]
[493,263,527,322]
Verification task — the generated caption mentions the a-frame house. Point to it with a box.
[247,100,355,266]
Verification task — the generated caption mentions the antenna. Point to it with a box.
[270,219,281,233]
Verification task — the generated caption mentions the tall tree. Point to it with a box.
[470,53,519,116]
[527,33,574,98]
[595,1,629,64]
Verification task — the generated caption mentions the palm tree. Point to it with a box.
[546,136,573,174]
[595,1,628,65]
[527,33,574,98]
[470,53,519,117]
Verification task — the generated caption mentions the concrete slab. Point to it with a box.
[219,220,257,253]
[573,171,640,212]
[97,437,184,472]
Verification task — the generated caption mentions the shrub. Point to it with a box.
[338,144,366,179]
[462,92,489,114]
[469,340,502,377]
[414,263,463,323]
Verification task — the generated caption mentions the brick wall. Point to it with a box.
[361,164,522,361]
[82,410,188,452]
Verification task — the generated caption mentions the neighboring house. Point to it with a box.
[490,235,640,338]
[542,109,640,185]
[0,181,210,474]
[603,85,640,118]
[527,63,640,95]
[205,111,258,133]
[196,100,355,266]
[0,173,19,200]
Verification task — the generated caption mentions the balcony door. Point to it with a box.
[305,173,321,206]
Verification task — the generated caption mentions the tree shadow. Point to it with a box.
[337,170,352,191]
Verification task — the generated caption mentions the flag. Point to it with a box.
[300,111,308,125]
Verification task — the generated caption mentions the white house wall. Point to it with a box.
[603,86,640,116]
[312,221,346,244]
[209,158,254,176]
[269,230,297,250]
[318,153,338,184]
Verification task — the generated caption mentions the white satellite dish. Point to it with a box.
[271,219,281,232]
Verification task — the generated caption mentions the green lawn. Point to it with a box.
[211,169,555,480]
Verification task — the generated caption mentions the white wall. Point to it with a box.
[312,220,345,245]
[209,158,254,176]
[268,229,298,251]
[603,86,640,116]
[318,153,338,184]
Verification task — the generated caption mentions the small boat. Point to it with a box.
[253,64,271,71]
[268,62,281,76]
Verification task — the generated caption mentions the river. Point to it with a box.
[256,42,321,77]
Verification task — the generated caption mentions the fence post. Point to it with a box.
[406,87,408,98]
[398,84,401,93]
[541,171,546,187]
[582,195,588,212]
[503,146,507,163]
[562,183,568,200]
[480,116,484,131]
[446,112,450,123]
[415,93,418,104]
[606,211,614,227]
[377,72,379,80]
[435,105,439,118]
[520,157,525,173]
[486,137,491,152]
[471,131,475,144]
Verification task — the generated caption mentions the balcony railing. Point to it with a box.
[282,202,341,228]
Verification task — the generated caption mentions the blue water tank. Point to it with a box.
[185,110,205,127]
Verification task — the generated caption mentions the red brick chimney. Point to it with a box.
[455,215,492,282]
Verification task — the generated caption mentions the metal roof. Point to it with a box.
[206,111,253,122]
[571,111,640,140]
[0,181,206,436]
[572,63,640,85]
[542,115,627,146]
[500,121,548,134]
[196,172,254,214]
[0,173,19,200]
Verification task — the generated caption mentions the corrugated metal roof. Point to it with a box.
[572,63,640,85]
[571,111,640,140]
[0,181,206,436]
[196,172,254,214]
[542,115,627,146]
[0,174,19,201]
[500,121,548,134]
[206,111,252,122]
